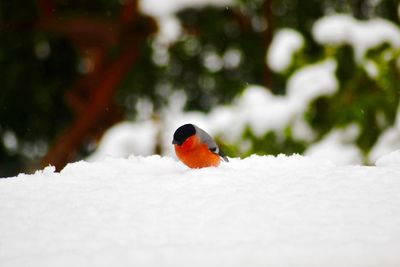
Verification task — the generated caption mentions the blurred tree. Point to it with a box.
[0,0,399,176]
[232,1,400,162]
[0,0,157,175]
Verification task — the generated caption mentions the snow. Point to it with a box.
[267,29,304,73]
[87,121,158,161]
[139,0,233,17]
[312,14,400,62]
[376,150,400,167]
[222,48,242,69]
[153,16,182,45]
[364,59,379,78]
[286,59,337,106]
[2,130,18,152]
[1,154,400,266]
[369,110,400,163]
[203,51,223,72]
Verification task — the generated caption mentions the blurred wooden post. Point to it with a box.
[40,0,157,170]
[41,43,139,169]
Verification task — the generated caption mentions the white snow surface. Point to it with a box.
[1,154,400,266]
[267,28,304,73]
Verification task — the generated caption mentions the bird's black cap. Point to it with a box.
[172,124,196,145]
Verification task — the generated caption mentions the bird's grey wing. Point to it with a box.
[194,125,217,150]
[194,125,229,162]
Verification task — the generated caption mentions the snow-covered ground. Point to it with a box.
[1,153,400,266]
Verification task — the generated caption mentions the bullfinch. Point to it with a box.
[172,124,229,168]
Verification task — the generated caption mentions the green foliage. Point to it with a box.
[55,0,121,16]
[241,127,307,157]
[0,0,37,21]
[165,6,266,110]
[306,44,399,157]
[117,41,162,115]
[213,1,400,161]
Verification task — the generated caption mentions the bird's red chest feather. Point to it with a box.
[174,135,220,168]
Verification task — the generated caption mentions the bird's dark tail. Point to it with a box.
[218,149,229,162]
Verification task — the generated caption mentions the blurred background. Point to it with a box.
[0,0,399,177]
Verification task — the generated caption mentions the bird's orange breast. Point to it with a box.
[174,135,220,168]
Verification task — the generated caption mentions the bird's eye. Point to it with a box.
[210,147,218,153]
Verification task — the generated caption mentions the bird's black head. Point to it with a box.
[172,124,196,145]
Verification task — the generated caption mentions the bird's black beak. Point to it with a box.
[172,139,181,145]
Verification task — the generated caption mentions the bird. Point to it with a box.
[172,124,229,168]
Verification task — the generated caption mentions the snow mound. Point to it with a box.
[312,14,400,62]
[1,155,400,266]
[369,111,400,163]
[87,121,158,161]
[305,125,362,165]
[267,28,304,73]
